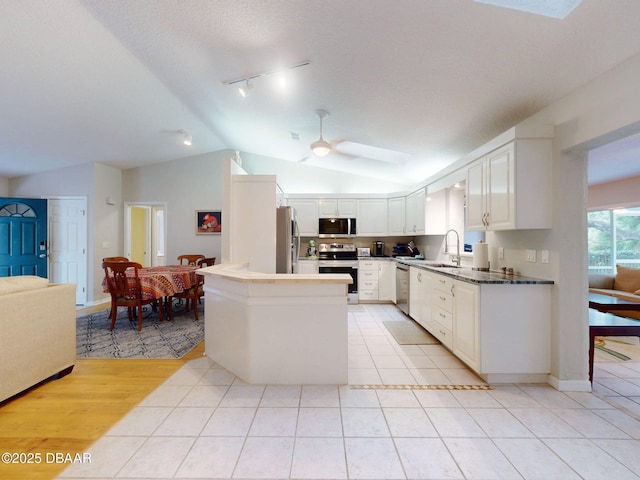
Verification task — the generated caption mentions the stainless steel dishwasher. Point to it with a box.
[396,262,409,315]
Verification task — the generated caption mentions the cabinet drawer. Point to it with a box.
[359,270,378,281]
[430,321,453,350]
[432,306,453,330]
[433,274,453,294]
[360,280,379,290]
[359,289,378,300]
[431,291,452,313]
[359,261,379,271]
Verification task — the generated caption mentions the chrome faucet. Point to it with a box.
[444,229,461,267]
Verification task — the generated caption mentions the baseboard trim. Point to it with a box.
[547,374,592,392]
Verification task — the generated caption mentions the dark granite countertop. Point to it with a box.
[395,259,554,285]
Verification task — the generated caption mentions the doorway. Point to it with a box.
[125,202,167,267]
[48,197,88,305]
[0,197,48,277]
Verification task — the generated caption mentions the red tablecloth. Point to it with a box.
[103,265,197,299]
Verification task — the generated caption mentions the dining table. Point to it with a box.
[102,264,198,309]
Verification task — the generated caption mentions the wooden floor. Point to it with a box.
[0,305,204,480]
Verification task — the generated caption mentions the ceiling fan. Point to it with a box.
[299,109,413,165]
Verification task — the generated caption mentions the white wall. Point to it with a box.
[8,162,122,304]
[122,150,230,266]
[92,164,123,302]
[0,177,8,196]
[588,175,640,210]
[498,52,640,389]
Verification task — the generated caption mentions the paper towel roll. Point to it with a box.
[473,242,489,271]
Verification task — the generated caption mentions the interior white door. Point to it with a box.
[48,197,88,305]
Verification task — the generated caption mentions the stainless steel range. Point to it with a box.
[318,243,358,304]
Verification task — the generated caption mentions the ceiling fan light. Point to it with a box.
[238,80,253,98]
[311,140,331,157]
[179,130,192,146]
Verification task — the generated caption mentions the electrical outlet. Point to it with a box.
[526,249,537,262]
[541,250,550,264]
[498,247,504,259]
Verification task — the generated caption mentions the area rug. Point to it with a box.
[595,336,640,363]
[382,320,440,345]
[76,303,204,359]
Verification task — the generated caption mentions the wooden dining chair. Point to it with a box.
[173,257,215,320]
[102,256,129,262]
[102,261,163,331]
[177,254,205,266]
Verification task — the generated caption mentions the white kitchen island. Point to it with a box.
[197,263,352,385]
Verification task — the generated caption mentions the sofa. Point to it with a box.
[589,265,640,321]
[0,276,76,403]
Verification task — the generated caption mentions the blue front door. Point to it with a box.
[0,198,48,278]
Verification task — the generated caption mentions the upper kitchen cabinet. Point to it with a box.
[424,187,448,235]
[357,199,388,236]
[405,188,426,235]
[288,199,318,236]
[388,196,406,235]
[318,198,356,217]
[466,139,552,231]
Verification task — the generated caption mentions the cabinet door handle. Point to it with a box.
[451,285,455,296]
[440,329,447,336]
[439,313,446,319]
[439,295,446,301]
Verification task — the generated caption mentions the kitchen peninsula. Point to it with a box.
[197,263,352,385]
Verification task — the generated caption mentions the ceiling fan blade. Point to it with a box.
[334,141,413,165]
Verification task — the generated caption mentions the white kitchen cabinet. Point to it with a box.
[358,260,379,301]
[409,267,425,323]
[424,271,454,349]
[357,199,388,236]
[466,139,552,231]
[296,259,318,274]
[424,187,448,235]
[418,267,551,383]
[318,198,356,217]
[452,280,478,370]
[378,260,395,302]
[288,199,318,236]
[405,188,425,235]
[388,196,407,235]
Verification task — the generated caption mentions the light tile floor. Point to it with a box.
[60,304,640,479]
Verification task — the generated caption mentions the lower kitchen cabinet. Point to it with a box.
[358,260,379,301]
[359,259,395,302]
[419,268,551,383]
[378,260,395,301]
[452,280,477,370]
[296,259,318,274]
[409,267,425,323]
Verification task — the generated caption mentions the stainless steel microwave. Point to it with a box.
[318,217,357,238]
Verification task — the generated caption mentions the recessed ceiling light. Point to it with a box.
[474,0,582,19]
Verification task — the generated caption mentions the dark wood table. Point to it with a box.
[588,308,640,382]
[589,292,640,313]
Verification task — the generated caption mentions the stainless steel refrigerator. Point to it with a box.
[276,206,300,273]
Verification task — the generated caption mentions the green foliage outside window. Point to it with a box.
[588,207,640,273]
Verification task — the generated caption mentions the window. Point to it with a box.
[588,206,640,274]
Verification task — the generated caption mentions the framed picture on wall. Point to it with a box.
[196,210,221,235]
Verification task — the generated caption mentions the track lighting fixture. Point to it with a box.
[238,80,253,98]
[179,130,192,146]
[223,60,310,97]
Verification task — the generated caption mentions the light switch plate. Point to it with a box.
[541,249,550,263]
[498,247,504,259]
[526,249,537,262]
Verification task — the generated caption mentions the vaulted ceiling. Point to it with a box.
[2,0,640,187]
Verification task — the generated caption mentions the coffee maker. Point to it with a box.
[372,241,385,257]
